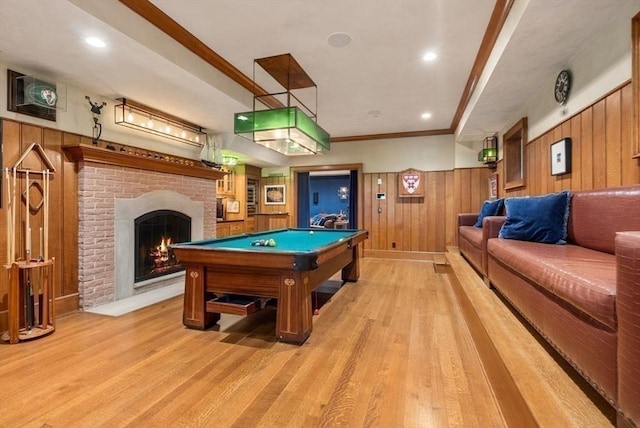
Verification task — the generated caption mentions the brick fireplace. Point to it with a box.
[72,148,220,309]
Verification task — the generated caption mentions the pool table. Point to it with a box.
[170,228,368,344]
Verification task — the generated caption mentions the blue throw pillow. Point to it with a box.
[498,191,571,244]
[473,198,504,227]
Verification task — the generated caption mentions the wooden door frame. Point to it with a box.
[290,164,364,230]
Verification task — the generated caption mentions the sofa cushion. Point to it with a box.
[499,191,571,244]
[474,199,504,227]
[487,238,617,330]
[568,185,640,254]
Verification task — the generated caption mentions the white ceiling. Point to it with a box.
[0,0,635,164]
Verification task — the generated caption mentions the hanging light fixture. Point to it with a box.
[114,98,206,147]
[222,155,238,166]
[478,135,498,168]
[234,54,330,156]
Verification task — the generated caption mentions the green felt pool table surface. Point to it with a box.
[183,228,360,252]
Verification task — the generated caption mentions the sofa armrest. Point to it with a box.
[458,213,478,227]
[483,216,505,240]
[481,216,505,278]
[616,231,640,426]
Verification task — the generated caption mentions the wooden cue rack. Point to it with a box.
[2,259,56,344]
[2,143,57,344]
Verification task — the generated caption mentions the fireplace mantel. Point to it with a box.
[63,144,226,180]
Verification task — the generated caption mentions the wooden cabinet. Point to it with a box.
[244,217,255,233]
[217,169,235,196]
[255,213,289,231]
[216,221,244,238]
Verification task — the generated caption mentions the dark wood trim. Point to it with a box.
[450,0,515,131]
[63,144,225,180]
[118,0,265,98]
[118,0,515,143]
[632,12,640,158]
[503,117,527,190]
[331,128,452,143]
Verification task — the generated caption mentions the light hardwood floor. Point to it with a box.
[0,255,614,427]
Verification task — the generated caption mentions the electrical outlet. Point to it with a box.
[378,207,382,213]
[377,178,382,185]
[392,242,396,248]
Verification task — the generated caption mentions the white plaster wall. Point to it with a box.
[286,134,456,173]
[501,2,639,142]
[0,61,202,160]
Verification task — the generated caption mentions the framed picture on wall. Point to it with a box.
[550,138,572,176]
[226,199,240,214]
[488,173,498,200]
[264,184,286,205]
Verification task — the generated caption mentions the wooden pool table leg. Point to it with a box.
[276,273,312,344]
[341,244,361,282]
[183,265,220,329]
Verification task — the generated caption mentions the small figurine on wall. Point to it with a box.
[86,96,107,145]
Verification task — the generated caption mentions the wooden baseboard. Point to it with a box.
[363,249,441,261]
[55,293,80,316]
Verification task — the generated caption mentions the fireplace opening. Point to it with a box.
[134,210,191,283]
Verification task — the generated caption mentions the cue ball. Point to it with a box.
[309,231,314,234]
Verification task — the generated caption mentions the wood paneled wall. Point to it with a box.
[2,81,636,329]
[362,168,493,256]
[1,119,79,331]
[258,167,493,255]
[498,82,639,198]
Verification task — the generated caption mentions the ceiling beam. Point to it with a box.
[449,0,515,132]
[119,0,514,144]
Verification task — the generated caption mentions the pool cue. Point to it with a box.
[44,169,49,261]
[5,168,11,264]
[12,167,17,264]
[25,270,33,331]
[25,169,30,263]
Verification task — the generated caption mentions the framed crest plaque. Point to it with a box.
[398,168,424,198]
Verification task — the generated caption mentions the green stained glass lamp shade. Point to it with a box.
[234,107,330,156]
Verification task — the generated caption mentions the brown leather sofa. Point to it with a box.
[459,185,640,426]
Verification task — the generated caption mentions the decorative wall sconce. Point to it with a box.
[114,98,206,147]
[338,186,349,200]
[478,135,498,168]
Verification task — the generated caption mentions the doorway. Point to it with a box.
[292,163,363,229]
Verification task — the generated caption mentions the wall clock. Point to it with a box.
[554,69,571,105]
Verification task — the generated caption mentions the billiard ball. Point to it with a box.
[309,231,314,234]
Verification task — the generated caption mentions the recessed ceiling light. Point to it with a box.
[327,32,352,48]
[422,52,437,61]
[421,112,432,119]
[85,37,106,48]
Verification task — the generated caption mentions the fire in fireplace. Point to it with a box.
[134,210,191,282]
